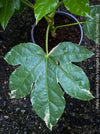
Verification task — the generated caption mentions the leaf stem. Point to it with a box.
[54,20,98,32]
[54,21,86,32]
[46,25,50,55]
[21,0,34,9]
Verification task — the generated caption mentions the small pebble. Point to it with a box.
[16,108,20,112]
[4,115,9,119]
[21,110,25,114]
[4,80,7,84]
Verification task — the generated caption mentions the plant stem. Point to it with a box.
[54,20,98,32]
[44,1,63,38]
[46,25,50,55]
[21,0,34,9]
[56,1,63,9]
[54,21,86,32]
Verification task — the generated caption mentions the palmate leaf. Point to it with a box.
[5,42,94,129]
[0,0,20,29]
[83,5,100,44]
[34,0,59,24]
[63,0,90,17]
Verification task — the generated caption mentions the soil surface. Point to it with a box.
[0,1,100,134]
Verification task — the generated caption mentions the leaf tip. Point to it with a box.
[4,56,7,62]
[91,52,95,57]
[90,94,95,99]
[1,21,7,30]
[35,14,39,25]
[84,90,95,101]
[47,123,53,131]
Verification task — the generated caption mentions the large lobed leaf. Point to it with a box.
[0,0,20,29]
[83,5,100,44]
[5,42,94,129]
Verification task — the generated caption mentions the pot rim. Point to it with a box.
[31,11,83,45]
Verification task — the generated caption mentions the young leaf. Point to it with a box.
[34,0,59,24]
[5,42,94,129]
[83,5,100,44]
[0,0,20,29]
[63,0,90,17]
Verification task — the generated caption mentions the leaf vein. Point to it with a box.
[16,57,45,90]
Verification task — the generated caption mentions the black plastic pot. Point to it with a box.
[31,11,83,45]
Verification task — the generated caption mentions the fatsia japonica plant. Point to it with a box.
[0,0,100,129]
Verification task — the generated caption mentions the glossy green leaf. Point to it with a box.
[56,62,93,100]
[5,43,65,129]
[5,43,45,98]
[50,42,94,100]
[50,42,94,62]
[63,0,90,17]
[31,58,65,129]
[83,5,100,44]
[5,42,94,129]
[0,0,20,29]
[34,0,59,24]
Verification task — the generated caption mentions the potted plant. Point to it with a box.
[31,11,83,50]
[0,0,99,130]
